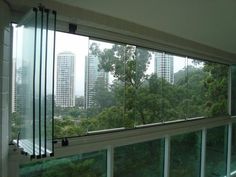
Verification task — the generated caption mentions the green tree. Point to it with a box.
[99,45,151,125]
[203,62,228,116]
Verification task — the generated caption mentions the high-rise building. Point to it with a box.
[56,52,75,107]
[84,55,109,109]
[154,52,174,84]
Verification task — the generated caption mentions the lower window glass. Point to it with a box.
[205,126,227,177]
[20,150,107,177]
[169,131,201,177]
[114,139,164,177]
[231,123,236,176]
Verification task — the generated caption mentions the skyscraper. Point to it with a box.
[84,54,109,109]
[154,52,174,84]
[56,52,75,107]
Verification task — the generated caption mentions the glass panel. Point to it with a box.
[123,45,136,128]
[11,24,22,140]
[54,36,127,136]
[40,9,47,155]
[231,123,236,176]
[187,58,206,118]
[166,54,187,121]
[15,12,36,154]
[114,139,164,177]
[54,32,89,137]
[45,12,55,153]
[231,65,236,116]
[205,126,227,177]
[170,131,201,177]
[203,62,228,117]
[135,48,160,125]
[87,40,125,130]
[34,9,42,154]
[20,150,107,177]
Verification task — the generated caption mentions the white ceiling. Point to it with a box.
[53,0,236,54]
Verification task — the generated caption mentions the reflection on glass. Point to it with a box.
[231,123,236,176]
[170,131,201,177]
[205,126,227,177]
[20,150,107,177]
[114,139,164,177]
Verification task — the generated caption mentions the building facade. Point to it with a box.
[56,52,75,107]
[154,52,174,84]
[84,54,109,109]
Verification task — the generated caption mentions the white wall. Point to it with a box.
[0,0,11,176]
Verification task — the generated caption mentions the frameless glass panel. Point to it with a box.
[54,35,128,136]
[34,9,42,154]
[231,123,236,176]
[40,9,48,155]
[54,32,89,137]
[123,45,137,128]
[187,58,206,118]
[135,49,161,125]
[20,150,107,177]
[11,24,23,140]
[44,11,55,154]
[164,54,187,121]
[15,11,36,155]
[135,51,188,124]
[170,131,201,177]
[87,40,125,130]
[231,65,236,116]
[203,62,228,117]
[114,139,164,177]
[205,126,228,177]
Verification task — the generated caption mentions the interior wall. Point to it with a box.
[0,0,11,176]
